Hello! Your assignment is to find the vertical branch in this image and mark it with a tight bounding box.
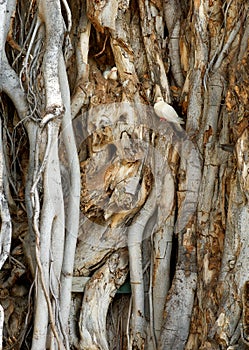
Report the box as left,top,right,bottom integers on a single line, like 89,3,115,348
152,170,175,342
0,0,28,120
163,0,184,87
31,0,66,349
0,118,11,270
0,190,12,271
38,0,64,109
31,122,64,350
0,0,17,67
0,0,7,67
186,0,209,136
158,228,197,350
128,185,156,348
59,53,81,333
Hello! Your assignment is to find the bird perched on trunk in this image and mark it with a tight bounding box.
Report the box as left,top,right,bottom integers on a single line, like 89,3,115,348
103,66,118,81
154,97,184,125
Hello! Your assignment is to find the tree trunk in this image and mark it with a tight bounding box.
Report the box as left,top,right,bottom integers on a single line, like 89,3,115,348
0,0,248,349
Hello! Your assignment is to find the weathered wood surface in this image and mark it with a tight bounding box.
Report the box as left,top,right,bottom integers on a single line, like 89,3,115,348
73,99,201,348
0,0,248,349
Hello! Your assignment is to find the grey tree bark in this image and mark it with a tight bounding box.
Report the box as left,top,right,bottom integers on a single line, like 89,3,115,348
0,0,248,349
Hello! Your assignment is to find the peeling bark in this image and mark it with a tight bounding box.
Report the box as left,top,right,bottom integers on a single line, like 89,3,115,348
163,0,184,87
0,0,249,349
79,249,128,349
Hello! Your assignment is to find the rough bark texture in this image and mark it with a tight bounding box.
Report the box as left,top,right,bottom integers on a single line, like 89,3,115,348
0,0,248,349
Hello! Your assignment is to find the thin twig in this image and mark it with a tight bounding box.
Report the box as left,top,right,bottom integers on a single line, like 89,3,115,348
94,35,108,57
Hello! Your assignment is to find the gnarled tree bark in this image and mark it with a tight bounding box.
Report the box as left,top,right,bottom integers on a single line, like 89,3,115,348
0,0,248,349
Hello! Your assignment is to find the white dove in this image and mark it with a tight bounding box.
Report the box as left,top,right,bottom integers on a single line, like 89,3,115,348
103,66,118,81
154,97,184,125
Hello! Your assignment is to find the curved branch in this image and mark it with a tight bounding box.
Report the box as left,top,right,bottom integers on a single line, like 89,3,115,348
79,249,129,349
1,55,28,120
59,53,81,333
128,184,157,348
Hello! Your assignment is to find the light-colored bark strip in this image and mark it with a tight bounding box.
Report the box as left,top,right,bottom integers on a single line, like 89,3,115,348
159,269,197,349
159,228,197,350
0,0,7,69
32,121,65,350
79,249,129,349
59,53,81,335
163,0,184,87
38,0,64,109
128,184,157,348
186,0,209,136
176,138,201,234
152,146,176,343
31,0,66,349
0,0,16,69
0,118,11,270
1,55,29,120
